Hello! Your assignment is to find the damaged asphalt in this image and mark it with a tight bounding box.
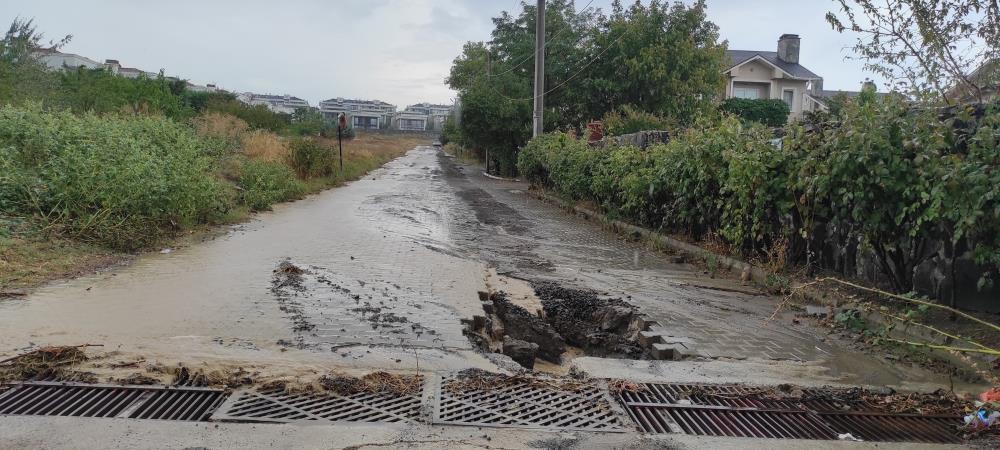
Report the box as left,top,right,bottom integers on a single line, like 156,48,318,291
0,145,983,387
0,145,987,448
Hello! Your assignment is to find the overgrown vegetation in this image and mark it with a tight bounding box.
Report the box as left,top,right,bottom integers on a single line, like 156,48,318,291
447,0,726,175
0,18,423,287
718,98,790,127
601,105,675,136
520,96,1000,296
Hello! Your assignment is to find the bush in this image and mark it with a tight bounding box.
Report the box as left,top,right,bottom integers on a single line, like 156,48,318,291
204,97,291,132
288,137,334,178
590,145,658,225
719,98,790,127
517,133,598,199
601,105,675,136
238,159,305,211
719,120,793,253
0,105,231,250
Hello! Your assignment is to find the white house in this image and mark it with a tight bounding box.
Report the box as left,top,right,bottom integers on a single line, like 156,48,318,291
394,111,428,131
404,102,453,129
34,49,104,71
723,34,826,121
237,93,309,114
318,98,396,126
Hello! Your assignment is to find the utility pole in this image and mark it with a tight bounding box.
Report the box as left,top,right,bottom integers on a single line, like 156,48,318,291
532,0,545,138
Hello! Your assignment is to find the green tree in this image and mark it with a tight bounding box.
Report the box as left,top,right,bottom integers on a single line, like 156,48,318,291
582,0,727,124
0,18,68,105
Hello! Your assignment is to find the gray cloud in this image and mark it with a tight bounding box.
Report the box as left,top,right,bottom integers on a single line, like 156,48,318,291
5,0,877,108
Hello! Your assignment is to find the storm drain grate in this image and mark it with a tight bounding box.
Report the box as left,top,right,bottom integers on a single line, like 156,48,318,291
819,412,962,444
0,381,227,421
619,383,962,443
210,385,424,424
432,376,624,431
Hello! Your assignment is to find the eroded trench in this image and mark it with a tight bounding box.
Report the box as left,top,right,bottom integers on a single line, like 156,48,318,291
464,278,652,371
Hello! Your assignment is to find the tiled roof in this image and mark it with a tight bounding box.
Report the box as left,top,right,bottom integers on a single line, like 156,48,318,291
725,50,821,80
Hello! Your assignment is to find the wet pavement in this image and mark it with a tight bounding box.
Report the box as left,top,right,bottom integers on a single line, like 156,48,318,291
0,146,976,392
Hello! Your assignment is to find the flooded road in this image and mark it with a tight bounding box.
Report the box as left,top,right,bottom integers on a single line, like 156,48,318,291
0,146,978,391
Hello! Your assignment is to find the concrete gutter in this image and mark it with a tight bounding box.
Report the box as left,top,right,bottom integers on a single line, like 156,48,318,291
525,189,770,285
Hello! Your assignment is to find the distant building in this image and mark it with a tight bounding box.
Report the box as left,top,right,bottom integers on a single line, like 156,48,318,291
318,98,397,129
403,102,453,129
237,93,309,114
103,59,159,79
723,34,886,121
394,111,428,131
34,48,104,71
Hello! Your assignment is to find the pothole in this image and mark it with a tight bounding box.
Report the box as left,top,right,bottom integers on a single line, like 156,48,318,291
463,280,654,371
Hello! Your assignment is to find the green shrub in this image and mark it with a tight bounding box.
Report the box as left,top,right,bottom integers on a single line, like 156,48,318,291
0,105,231,250
602,105,675,136
719,98,790,127
238,159,306,211
651,118,731,237
590,145,658,225
719,121,793,253
288,137,334,178
518,132,606,201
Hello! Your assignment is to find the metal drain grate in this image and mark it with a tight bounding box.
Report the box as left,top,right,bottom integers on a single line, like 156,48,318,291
646,406,839,439
619,383,962,444
210,386,424,424
432,376,624,431
820,412,962,444
0,381,227,421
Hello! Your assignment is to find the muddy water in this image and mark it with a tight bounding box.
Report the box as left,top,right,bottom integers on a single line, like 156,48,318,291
0,146,494,376
0,145,985,393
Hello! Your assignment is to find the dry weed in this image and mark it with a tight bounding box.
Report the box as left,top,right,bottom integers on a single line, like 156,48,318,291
241,130,290,162
0,345,94,382
192,112,249,140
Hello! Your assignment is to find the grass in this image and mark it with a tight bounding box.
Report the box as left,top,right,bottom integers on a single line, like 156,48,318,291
306,133,428,190
0,217,123,291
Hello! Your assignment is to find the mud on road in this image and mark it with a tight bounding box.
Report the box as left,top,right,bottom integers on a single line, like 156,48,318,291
0,145,986,394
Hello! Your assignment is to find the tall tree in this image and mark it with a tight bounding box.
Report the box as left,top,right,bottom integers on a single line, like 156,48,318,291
581,0,727,124
447,0,727,175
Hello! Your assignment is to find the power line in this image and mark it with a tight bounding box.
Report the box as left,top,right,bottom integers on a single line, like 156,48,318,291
484,0,596,81
489,25,630,103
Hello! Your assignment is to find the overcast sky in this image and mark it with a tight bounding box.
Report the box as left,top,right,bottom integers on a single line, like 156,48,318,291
6,0,876,107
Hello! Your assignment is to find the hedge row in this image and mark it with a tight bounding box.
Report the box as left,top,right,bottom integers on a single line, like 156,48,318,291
518,97,1000,293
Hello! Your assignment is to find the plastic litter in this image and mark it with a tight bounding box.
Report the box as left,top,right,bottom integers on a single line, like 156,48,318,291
980,388,1000,403
837,433,862,441
963,409,1000,430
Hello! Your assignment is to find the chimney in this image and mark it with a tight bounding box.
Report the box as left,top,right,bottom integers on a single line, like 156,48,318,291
777,34,800,64
861,78,876,92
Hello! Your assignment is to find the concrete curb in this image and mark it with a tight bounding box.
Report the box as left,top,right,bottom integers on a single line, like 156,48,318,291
525,189,770,285
523,187,995,375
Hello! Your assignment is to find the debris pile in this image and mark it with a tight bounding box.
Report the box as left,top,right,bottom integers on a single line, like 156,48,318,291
464,283,648,369
0,345,95,383
172,365,256,388
534,282,645,357
319,371,423,396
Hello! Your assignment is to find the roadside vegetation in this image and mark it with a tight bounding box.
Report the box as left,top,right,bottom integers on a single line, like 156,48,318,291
447,0,1000,369
0,19,423,290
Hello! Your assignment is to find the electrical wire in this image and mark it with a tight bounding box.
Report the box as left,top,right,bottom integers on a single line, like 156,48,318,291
482,0,597,81
488,25,630,102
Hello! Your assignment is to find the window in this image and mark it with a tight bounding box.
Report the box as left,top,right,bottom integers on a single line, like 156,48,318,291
782,89,794,108
734,86,761,99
